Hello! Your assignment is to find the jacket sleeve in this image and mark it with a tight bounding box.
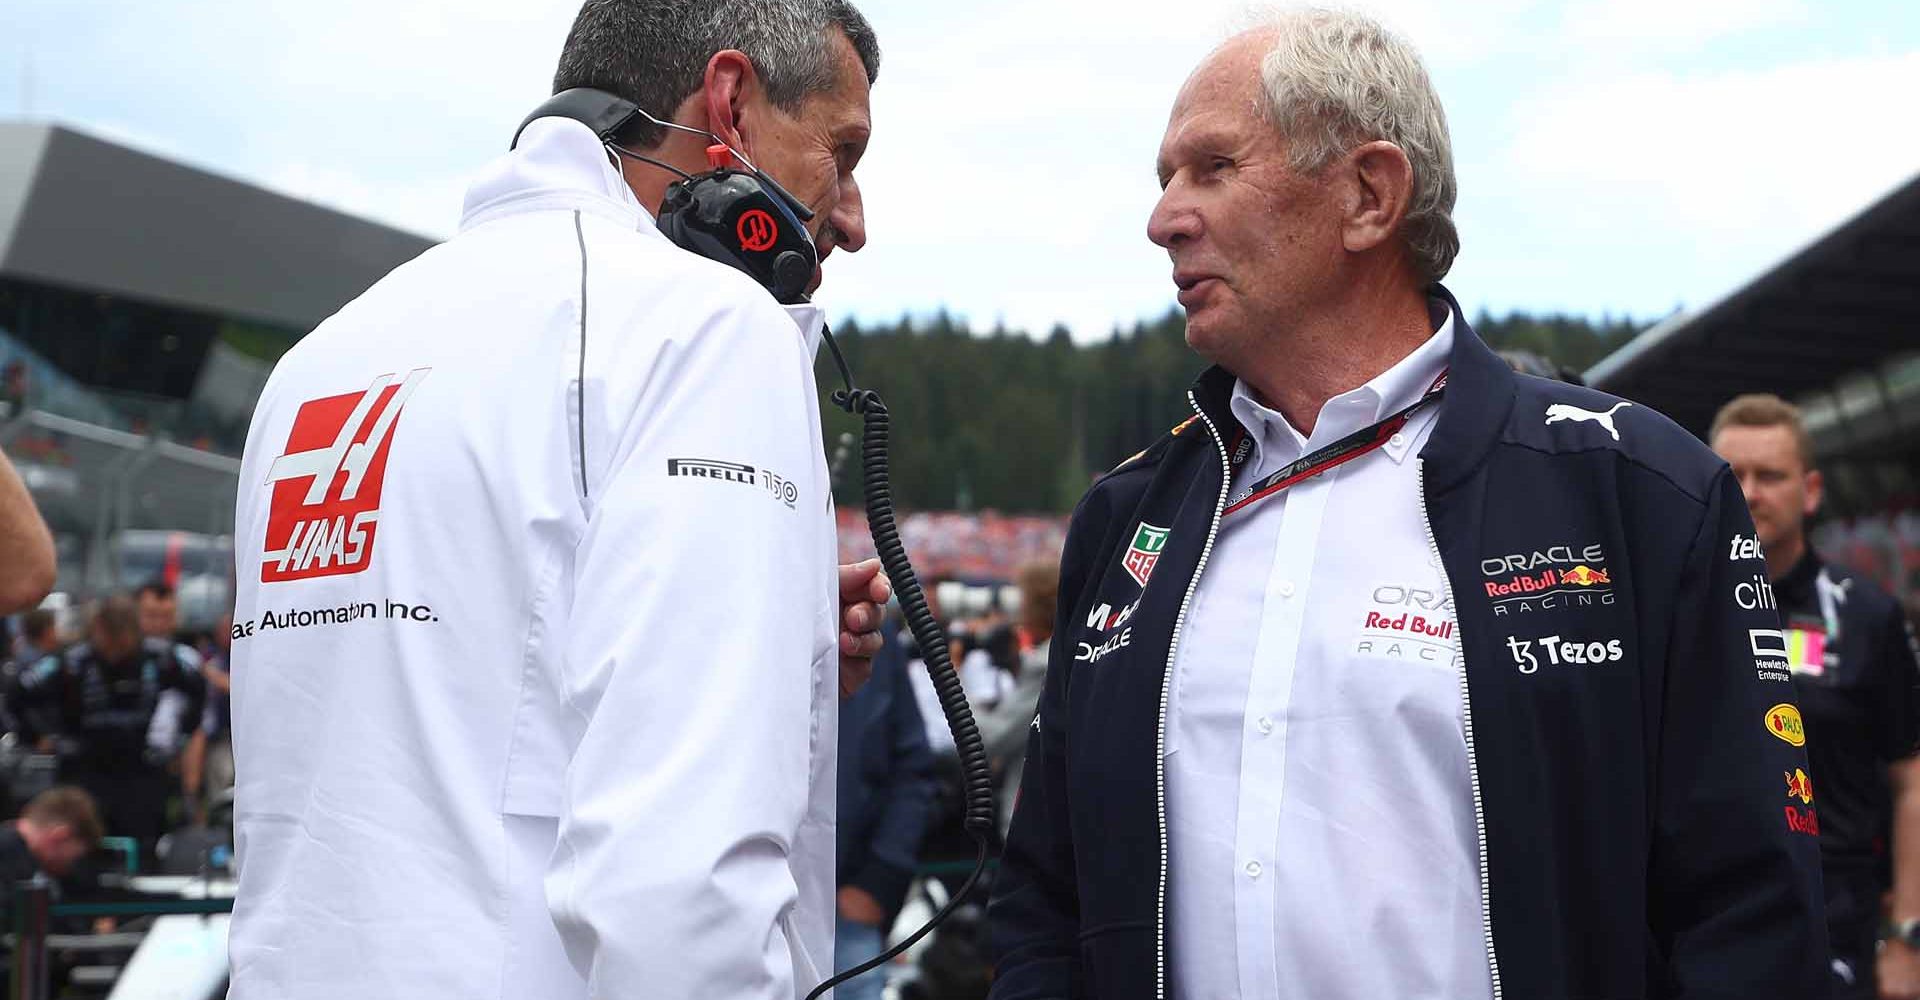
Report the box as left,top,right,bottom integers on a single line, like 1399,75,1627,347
988,494,1108,998
1650,467,1827,998
978,650,1047,766
1870,609,1920,763
849,653,937,920
548,293,825,999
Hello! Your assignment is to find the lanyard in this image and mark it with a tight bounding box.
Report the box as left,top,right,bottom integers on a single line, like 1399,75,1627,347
1222,370,1447,518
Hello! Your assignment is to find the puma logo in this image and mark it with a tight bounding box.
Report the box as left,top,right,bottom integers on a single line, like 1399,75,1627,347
1544,401,1632,441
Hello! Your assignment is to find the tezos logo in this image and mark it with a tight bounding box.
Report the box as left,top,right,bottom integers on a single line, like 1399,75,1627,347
1505,633,1624,674
261,369,429,583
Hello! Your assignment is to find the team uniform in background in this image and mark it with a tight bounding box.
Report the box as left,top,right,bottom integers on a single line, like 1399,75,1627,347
1775,552,1920,996
9,639,204,859
227,118,840,1000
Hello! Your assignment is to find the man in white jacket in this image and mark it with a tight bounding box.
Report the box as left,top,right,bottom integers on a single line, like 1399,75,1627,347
226,2,886,997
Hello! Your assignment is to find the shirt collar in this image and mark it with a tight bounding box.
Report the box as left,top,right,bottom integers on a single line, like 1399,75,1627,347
784,302,828,360
458,117,657,236
1230,301,1455,465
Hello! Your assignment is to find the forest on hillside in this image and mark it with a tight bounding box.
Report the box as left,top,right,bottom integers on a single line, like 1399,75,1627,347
819,308,1649,513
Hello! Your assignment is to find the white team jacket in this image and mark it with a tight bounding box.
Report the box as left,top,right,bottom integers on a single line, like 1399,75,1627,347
227,118,840,999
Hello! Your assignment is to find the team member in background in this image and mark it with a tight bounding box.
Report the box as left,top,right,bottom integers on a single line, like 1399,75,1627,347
1712,393,1920,1000
989,9,1826,998
134,581,206,824
12,597,203,866
226,2,886,998
0,786,103,883
833,619,935,1000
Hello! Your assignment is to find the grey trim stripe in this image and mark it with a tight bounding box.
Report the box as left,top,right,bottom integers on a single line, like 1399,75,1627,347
574,209,589,500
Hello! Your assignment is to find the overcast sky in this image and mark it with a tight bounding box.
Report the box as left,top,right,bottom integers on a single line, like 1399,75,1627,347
7,0,1918,341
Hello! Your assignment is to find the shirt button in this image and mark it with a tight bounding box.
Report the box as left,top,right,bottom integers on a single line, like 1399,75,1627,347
1389,433,1406,448
1245,861,1263,879
1256,716,1275,735
1277,581,1296,598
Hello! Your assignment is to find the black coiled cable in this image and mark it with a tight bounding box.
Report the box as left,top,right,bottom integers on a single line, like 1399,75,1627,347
806,331,995,1000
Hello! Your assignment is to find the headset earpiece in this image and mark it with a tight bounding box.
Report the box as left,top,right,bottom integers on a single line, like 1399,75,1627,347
515,88,819,304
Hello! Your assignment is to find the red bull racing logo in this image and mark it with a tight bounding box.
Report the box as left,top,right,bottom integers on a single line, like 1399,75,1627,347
1785,768,1814,806
1560,565,1609,586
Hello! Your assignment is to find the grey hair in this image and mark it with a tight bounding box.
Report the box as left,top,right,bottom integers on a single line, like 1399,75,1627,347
1249,6,1459,281
552,0,880,148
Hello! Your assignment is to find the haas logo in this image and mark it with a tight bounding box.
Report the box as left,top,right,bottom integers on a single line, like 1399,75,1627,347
1544,401,1632,441
260,370,429,582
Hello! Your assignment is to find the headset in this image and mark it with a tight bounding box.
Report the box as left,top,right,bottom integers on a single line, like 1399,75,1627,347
515,90,996,999
514,87,820,304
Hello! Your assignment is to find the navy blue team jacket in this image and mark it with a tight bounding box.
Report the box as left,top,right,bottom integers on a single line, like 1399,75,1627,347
987,288,1828,1000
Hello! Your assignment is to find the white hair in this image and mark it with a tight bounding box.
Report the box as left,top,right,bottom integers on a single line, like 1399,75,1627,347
1244,6,1460,281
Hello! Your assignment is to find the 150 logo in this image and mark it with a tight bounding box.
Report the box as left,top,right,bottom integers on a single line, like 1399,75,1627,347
261,370,429,583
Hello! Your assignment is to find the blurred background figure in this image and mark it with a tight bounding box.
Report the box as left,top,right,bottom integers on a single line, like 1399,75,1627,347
0,785,104,883
1712,394,1920,1000
834,614,936,1000
12,608,59,666
976,559,1059,838
198,614,233,814
9,596,203,867
134,582,207,825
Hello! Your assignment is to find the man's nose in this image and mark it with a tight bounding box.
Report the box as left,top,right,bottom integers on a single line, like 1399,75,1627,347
830,175,866,253
1147,183,1200,249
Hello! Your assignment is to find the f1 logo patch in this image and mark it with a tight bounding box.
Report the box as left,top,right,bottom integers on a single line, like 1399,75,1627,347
260,369,429,582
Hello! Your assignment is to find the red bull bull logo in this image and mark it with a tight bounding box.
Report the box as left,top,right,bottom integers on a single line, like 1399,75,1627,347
1785,768,1814,805
1560,565,1610,586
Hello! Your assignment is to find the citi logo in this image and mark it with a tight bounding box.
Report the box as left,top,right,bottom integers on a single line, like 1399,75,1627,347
261,369,429,583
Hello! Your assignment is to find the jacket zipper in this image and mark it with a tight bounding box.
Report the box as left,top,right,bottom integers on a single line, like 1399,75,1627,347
1157,391,1232,999
1416,457,1503,998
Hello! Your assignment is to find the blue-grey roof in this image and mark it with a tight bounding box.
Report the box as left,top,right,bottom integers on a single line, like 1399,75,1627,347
0,122,435,332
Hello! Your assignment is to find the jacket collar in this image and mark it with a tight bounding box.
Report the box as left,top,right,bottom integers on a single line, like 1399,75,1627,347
459,118,829,359
1187,283,1514,492
458,117,661,237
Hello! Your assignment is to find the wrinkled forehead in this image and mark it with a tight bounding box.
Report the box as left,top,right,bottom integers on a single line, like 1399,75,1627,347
1164,36,1272,138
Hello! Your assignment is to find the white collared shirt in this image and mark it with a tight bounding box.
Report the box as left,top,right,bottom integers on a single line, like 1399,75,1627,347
1165,309,1494,999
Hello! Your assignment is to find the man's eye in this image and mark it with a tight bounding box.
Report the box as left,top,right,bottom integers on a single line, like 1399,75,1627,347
1209,157,1232,173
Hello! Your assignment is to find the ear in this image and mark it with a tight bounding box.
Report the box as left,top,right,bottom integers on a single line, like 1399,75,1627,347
700,49,764,155
1803,468,1824,518
1340,140,1415,256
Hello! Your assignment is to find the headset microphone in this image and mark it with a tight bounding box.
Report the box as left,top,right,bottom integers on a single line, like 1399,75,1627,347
515,90,998,998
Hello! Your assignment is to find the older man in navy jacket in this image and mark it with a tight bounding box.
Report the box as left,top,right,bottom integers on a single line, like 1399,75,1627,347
987,8,1826,1000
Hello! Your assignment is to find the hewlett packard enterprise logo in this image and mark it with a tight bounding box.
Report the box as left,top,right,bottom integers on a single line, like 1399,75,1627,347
667,458,797,509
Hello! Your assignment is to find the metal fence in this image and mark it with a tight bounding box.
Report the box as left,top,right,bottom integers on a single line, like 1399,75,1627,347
2,408,239,627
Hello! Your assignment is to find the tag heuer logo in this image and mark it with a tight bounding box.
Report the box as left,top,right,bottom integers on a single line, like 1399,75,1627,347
1122,522,1170,588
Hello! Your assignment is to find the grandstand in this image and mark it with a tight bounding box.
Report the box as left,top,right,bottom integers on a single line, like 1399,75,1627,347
1589,170,1920,611
0,122,432,621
